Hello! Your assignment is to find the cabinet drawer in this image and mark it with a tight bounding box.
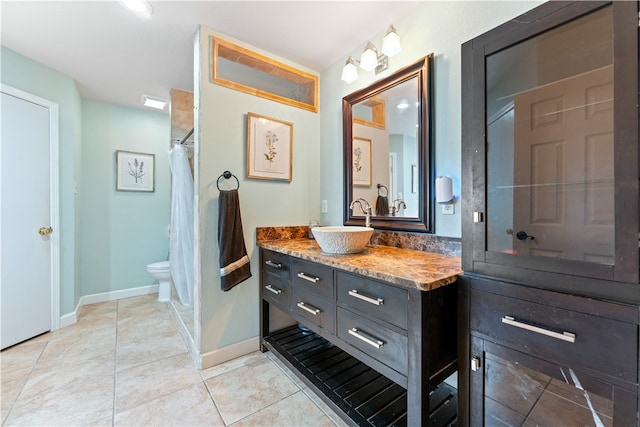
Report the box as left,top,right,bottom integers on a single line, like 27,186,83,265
292,287,334,332
291,258,333,298
336,271,407,330
470,287,638,381
261,250,291,281
261,273,290,309
337,307,408,376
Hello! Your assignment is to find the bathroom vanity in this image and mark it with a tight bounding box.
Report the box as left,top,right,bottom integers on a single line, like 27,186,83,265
257,237,461,426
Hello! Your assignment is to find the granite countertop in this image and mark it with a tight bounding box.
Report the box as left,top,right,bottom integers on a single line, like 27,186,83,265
257,238,462,292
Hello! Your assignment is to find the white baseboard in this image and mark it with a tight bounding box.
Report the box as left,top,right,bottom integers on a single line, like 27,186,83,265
167,300,198,365
200,336,260,370
58,284,159,329
79,284,159,305
59,305,79,329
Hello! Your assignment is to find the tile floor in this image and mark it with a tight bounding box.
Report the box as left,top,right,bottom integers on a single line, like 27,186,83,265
1,294,349,426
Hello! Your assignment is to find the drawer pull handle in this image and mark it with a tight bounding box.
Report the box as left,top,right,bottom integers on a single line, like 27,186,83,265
348,290,384,306
502,316,576,343
265,285,282,295
348,328,384,349
265,260,282,269
297,302,320,316
297,272,320,283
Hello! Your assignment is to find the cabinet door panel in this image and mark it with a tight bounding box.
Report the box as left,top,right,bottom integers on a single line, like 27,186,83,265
469,337,638,427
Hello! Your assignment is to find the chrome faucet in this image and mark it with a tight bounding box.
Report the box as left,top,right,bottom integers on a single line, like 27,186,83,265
349,198,373,228
390,199,406,216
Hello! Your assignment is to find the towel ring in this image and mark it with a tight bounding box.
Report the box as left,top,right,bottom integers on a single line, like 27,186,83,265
216,171,239,190
377,184,388,197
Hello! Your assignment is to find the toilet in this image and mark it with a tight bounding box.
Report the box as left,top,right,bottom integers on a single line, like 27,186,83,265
146,261,170,302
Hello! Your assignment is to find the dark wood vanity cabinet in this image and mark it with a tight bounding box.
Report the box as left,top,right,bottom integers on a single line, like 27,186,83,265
459,275,639,426
460,1,639,425
259,248,458,426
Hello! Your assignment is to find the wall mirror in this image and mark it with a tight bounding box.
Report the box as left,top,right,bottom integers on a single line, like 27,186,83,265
343,55,434,232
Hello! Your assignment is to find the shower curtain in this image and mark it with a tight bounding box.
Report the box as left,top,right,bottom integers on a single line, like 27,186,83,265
168,144,194,306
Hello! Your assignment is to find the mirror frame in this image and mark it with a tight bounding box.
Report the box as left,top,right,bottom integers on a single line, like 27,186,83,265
343,55,434,233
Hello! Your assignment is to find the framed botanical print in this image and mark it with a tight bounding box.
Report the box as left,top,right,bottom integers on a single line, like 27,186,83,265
116,150,155,192
352,137,372,187
247,112,293,181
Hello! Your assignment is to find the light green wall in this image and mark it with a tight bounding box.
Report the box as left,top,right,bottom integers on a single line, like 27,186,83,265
1,46,82,314
319,1,544,237
1,46,171,313
196,27,321,354
80,100,170,296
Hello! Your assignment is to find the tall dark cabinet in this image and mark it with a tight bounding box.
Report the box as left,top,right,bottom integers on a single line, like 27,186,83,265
460,1,639,426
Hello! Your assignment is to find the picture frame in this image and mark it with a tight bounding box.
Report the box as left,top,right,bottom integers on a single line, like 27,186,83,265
116,150,155,192
352,137,372,187
247,112,293,181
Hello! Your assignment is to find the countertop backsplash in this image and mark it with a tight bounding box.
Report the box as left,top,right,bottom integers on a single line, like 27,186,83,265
256,226,461,257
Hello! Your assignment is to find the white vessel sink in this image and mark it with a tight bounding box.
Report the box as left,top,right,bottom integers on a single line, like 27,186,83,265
311,226,374,254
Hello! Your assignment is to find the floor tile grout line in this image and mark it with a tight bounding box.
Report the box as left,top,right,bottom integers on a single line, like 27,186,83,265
111,299,203,422
112,298,121,427
1,333,52,426
224,385,303,427
202,374,230,427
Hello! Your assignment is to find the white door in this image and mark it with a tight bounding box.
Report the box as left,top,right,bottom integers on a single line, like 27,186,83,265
512,66,614,262
1,86,59,349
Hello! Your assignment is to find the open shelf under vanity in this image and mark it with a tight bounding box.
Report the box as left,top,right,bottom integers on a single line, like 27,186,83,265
264,325,458,427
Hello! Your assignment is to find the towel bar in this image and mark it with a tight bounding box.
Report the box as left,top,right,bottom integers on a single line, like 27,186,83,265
217,170,239,190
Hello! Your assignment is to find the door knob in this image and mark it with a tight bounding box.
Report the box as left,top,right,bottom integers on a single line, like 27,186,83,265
516,231,534,241
38,227,53,235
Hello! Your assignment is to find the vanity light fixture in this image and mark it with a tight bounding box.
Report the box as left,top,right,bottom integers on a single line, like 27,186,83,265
120,0,153,18
381,25,402,57
360,42,380,71
141,94,167,110
341,24,402,83
341,57,359,84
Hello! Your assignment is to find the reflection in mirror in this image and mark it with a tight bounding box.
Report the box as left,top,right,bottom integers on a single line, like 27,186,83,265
352,76,419,218
343,55,434,232
485,6,615,262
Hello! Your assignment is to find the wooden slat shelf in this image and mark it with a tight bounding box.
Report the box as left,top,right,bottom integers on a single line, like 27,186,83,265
264,326,458,427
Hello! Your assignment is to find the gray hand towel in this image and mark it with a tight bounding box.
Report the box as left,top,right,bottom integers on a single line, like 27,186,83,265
218,189,252,291
375,195,389,216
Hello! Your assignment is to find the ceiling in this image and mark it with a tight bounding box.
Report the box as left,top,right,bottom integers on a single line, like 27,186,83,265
1,1,422,112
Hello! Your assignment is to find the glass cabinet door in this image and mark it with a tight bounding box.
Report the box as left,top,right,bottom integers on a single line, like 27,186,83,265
462,1,639,301
470,338,636,427
486,6,614,265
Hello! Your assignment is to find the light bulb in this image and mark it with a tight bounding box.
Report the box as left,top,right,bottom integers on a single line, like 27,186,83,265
341,57,359,84
381,25,401,57
360,42,378,71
